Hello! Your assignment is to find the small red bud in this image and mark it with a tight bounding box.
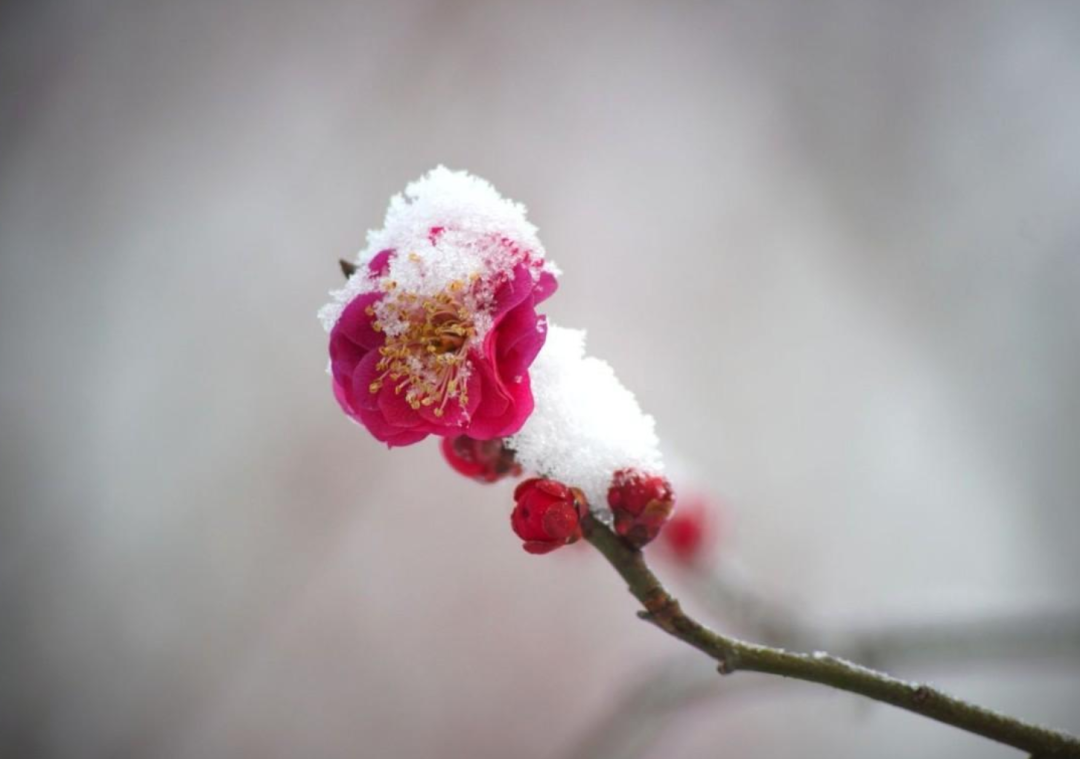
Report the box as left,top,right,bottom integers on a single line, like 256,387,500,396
511,478,588,555
440,435,522,483
660,495,719,566
607,469,674,548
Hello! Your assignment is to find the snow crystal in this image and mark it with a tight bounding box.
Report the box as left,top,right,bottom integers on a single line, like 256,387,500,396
508,325,664,509
318,166,558,336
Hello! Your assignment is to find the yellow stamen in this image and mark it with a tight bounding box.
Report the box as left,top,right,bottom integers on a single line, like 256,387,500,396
365,280,476,417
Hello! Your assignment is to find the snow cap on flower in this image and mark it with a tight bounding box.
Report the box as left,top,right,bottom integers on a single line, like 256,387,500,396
607,469,675,548
510,478,587,555
507,325,663,508
321,167,560,446
440,435,521,483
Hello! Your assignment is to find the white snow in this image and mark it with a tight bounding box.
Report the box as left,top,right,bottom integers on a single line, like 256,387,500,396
318,166,558,338
508,325,664,509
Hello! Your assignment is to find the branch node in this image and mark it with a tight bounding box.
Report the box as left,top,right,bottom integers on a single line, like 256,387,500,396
642,588,683,633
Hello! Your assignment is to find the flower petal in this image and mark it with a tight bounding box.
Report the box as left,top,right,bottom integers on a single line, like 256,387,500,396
523,540,560,555
377,383,424,428
488,262,537,322
331,376,354,415
467,374,532,440
356,406,428,446
532,269,558,306
329,335,366,395
350,351,384,412
493,302,546,380
367,248,394,277
542,503,579,541
334,292,385,351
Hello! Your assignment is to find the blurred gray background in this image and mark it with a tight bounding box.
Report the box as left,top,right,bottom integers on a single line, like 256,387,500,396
2,1,1079,757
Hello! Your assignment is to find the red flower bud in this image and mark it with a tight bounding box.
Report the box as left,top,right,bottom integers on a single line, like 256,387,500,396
660,495,718,566
511,478,587,555
607,469,674,548
440,436,522,483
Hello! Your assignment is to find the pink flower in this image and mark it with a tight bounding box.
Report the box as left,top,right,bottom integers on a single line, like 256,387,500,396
329,240,557,446
510,478,586,555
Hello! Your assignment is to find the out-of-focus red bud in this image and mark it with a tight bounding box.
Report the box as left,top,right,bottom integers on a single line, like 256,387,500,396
661,495,719,566
440,435,522,483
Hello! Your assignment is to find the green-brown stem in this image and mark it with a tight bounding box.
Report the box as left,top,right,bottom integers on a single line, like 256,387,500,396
583,515,1080,758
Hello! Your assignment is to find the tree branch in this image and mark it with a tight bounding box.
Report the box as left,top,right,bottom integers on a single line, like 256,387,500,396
690,560,1080,668
582,515,1080,758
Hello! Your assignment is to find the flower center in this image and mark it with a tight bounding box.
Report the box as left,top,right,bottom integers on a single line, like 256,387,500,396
366,280,476,418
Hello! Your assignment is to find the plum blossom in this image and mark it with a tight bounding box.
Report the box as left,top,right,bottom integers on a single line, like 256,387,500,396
321,168,559,446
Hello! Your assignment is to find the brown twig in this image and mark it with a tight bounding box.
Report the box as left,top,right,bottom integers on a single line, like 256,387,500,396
690,560,1080,668
582,515,1080,758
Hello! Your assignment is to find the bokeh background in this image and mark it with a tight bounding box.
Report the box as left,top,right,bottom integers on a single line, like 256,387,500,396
2,1,1079,757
